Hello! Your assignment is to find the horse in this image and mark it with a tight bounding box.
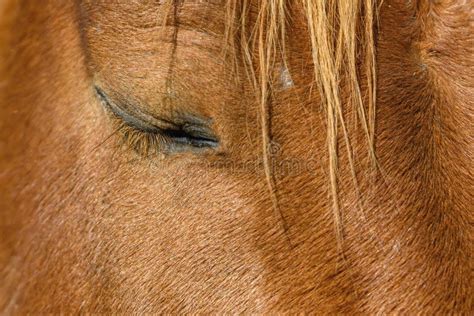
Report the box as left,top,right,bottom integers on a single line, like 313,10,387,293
0,0,472,313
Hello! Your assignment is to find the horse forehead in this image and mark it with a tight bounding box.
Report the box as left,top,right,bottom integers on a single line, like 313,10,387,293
81,0,227,34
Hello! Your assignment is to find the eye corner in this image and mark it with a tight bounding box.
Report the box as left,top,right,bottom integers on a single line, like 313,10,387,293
93,84,107,104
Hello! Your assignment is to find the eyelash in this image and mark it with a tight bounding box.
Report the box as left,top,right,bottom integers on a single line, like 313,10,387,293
95,87,218,156
113,119,168,157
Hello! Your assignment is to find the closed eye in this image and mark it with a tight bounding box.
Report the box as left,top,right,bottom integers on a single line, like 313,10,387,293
94,85,219,153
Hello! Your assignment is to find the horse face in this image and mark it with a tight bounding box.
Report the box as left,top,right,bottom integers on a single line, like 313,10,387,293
1,0,472,313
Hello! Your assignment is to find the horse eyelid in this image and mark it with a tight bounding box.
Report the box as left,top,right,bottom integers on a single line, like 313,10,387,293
93,85,219,149
94,85,161,133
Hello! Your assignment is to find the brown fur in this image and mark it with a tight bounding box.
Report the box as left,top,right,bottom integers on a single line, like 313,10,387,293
0,0,473,313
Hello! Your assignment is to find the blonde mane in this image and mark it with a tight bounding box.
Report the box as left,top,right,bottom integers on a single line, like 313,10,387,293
225,0,379,244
